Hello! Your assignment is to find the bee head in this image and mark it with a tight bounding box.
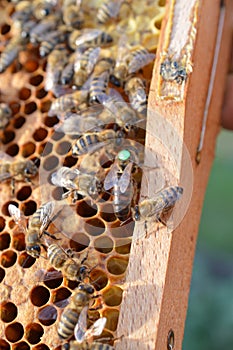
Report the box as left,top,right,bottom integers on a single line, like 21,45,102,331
24,161,38,177
26,245,41,258
110,74,121,87
133,205,140,221
79,265,88,278
78,283,94,295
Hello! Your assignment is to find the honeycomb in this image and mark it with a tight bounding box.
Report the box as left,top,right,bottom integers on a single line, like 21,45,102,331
0,1,166,349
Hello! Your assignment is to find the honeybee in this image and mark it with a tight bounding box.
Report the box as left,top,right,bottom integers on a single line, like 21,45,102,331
47,243,88,281
48,90,89,117
45,44,69,94
30,14,61,45
160,57,187,84
63,3,84,29
72,129,125,157
111,46,155,87
61,53,76,85
62,306,109,350
124,76,147,117
33,0,57,20
0,152,38,194
89,58,115,104
69,29,113,51
8,201,59,258
74,47,101,87
0,103,12,129
58,282,97,340
133,186,183,230
104,149,137,221
51,166,102,202
0,35,27,73
39,26,68,57
97,0,124,24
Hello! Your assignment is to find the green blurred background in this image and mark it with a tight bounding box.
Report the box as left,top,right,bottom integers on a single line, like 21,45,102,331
183,129,233,349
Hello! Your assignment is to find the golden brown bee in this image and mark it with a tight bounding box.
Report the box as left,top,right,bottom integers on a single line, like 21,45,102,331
89,58,115,104
72,129,125,156
8,201,58,258
104,149,137,221
0,103,12,129
74,47,101,87
39,26,68,57
69,29,113,51
133,186,183,228
51,166,102,202
63,3,84,29
111,47,155,87
48,90,89,117
0,35,27,73
62,306,110,350
97,0,124,24
160,57,187,84
58,282,96,340
47,243,88,281
30,14,61,45
124,76,147,117
0,153,38,194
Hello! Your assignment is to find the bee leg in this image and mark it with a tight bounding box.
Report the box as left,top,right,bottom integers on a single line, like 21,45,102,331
44,231,61,240
157,215,167,227
144,220,149,238
11,178,15,196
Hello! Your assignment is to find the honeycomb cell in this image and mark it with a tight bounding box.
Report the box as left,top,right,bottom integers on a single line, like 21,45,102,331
33,127,48,142
110,220,135,238
0,216,6,232
43,116,59,128
40,100,51,113
103,309,119,331
0,301,18,322
43,155,59,171
63,155,78,167
2,201,18,216
25,323,44,344
115,240,131,254
16,186,32,201
69,232,90,252
5,322,24,343
51,187,66,201
40,141,53,156
12,341,30,350
29,74,43,86
0,266,5,282
43,269,63,289
36,88,48,99
21,141,36,157
18,252,36,268
84,218,105,236
1,23,11,35
103,286,123,306
30,286,50,307
94,236,114,254
51,287,71,308
12,232,25,251
76,201,98,218
65,279,79,290
55,141,72,155
19,87,31,101
0,233,10,250
0,339,10,350
32,344,50,350
22,200,37,216
6,143,19,156
154,19,162,29
107,256,128,275
100,204,117,222
24,102,37,115
24,59,39,73
89,269,108,291
2,130,15,144
13,116,26,129
9,102,20,115
1,250,17,268
159,0,166,6
37,305,57,326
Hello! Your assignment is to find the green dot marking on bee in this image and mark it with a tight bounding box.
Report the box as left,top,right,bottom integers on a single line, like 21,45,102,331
118,149,131,162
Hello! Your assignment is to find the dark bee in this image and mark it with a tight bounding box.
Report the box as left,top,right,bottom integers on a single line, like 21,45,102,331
160,57,187,84
69,29,113,51
97,0,124,24
30,14,61,45
74,47,100,87
48,90,88,117
39,26,68,57
0,35,27,73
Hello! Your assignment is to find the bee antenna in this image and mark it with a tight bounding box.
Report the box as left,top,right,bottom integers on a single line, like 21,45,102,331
33,158,40,167
120,216,132,226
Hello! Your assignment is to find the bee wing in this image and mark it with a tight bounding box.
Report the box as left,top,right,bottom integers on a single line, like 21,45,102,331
75,29,102,46
118,162,133,193
128,52,155,74
0,172,12,181
84,317,107,339
51,167,79,188
85,47,100,75
40,201,55,231
8,204,27,232
74,305,88,343
104,162,119,191
59,114,103,135
0,151,13,162
102,0,122,18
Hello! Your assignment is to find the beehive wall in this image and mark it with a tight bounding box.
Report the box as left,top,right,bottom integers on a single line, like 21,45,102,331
0,1,165,349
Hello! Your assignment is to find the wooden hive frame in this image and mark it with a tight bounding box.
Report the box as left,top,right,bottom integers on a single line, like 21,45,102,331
116,0,233,349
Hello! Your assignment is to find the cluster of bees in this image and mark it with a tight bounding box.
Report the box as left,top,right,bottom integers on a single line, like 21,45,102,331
0,0,184,349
